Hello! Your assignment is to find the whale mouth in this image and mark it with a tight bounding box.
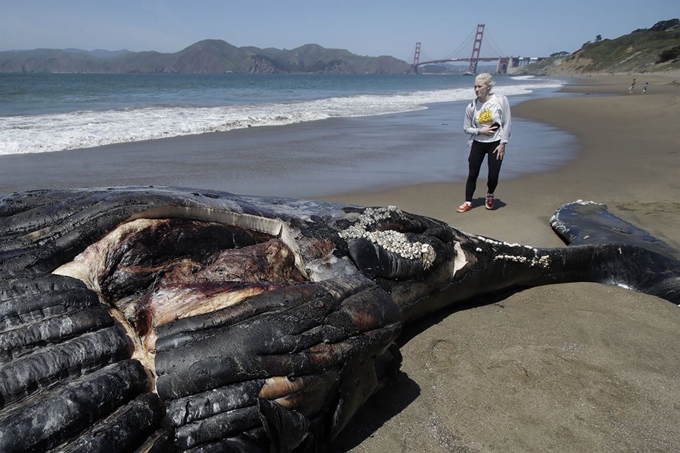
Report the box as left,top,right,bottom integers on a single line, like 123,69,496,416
52,211,311,382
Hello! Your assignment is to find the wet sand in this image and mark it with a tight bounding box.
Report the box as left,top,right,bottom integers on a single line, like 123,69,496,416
321,73,680,452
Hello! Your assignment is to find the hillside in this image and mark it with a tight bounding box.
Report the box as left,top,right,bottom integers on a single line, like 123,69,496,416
521,19,680,75
0,40,412,74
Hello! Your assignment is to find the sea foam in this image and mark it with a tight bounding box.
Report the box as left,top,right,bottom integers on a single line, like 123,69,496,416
0,79,563,155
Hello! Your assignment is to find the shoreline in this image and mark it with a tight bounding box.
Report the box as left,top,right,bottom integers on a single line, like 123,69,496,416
0,83,576,199
323,72,680,453
319,73,680,249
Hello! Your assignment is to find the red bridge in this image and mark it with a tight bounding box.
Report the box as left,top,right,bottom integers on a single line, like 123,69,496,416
411,24,547,74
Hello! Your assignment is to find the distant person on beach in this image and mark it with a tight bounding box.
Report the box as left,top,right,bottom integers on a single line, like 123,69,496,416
642,82,649,93
458,72,512,213
629,78,636,93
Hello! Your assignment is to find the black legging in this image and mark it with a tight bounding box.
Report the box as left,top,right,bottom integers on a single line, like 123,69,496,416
465,140,503,202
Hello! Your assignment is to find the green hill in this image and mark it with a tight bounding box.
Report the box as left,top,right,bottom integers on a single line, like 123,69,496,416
0,40,412,74
521,19,680,75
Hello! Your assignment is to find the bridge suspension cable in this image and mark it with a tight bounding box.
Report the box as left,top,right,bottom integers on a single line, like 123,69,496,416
484,29,506,57
442,27,476,60
419,48,436,63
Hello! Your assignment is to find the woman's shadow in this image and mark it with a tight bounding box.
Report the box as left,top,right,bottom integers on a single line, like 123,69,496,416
474,196,507,210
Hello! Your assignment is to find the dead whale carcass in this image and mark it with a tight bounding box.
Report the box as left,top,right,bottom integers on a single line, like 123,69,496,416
0,187,677,452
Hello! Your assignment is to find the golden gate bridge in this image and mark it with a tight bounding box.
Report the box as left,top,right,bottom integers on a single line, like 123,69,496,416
411,24,547,75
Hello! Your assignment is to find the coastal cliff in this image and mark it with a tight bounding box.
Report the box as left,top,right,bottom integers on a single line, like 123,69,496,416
520,19,680,75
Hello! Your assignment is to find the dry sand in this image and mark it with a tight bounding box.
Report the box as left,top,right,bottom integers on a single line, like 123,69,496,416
322,73,680,452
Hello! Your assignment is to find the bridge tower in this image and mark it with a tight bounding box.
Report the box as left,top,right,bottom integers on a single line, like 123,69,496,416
468,24,485,74
411,42,421,74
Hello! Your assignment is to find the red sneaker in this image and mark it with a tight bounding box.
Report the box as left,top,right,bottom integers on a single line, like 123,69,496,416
456,202,472,213
485,193,495,210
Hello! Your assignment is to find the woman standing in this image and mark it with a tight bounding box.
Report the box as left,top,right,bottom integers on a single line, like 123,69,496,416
457,72,512,213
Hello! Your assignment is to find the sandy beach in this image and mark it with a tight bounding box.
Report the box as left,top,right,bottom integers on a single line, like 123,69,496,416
1,72,679,452
321,73,680,452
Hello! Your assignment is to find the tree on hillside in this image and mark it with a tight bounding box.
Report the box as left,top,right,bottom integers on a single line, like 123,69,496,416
657,45,680,63
595,35,602,42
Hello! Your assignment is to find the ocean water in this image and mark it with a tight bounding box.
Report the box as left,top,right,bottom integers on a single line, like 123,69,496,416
0,73,567,156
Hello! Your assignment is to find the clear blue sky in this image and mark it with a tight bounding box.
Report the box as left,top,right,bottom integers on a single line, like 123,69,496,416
1,0,678,62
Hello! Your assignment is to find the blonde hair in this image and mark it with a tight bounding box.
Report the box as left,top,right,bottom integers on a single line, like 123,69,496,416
475,72,495,88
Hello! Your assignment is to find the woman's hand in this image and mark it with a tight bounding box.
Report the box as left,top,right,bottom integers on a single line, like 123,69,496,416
493,143,506,160
479,125,497,136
